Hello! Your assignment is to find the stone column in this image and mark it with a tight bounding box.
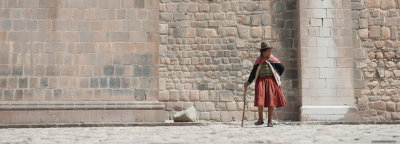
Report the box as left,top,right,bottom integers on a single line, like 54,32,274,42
299,0,360,121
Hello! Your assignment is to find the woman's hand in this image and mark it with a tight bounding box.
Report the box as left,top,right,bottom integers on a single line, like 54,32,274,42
244,82,249,89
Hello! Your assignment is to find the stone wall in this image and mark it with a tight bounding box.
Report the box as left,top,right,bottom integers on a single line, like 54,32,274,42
0,0,159,102
159,0,299,121
2,0,398,124
0,0,168,124
352,0,400,121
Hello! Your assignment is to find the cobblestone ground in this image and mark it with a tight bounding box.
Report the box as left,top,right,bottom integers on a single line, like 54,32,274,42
0,122,399,144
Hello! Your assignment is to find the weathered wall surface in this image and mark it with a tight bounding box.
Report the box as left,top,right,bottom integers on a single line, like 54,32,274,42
299,0,361,121
0,0,168,124
352,0,400,121
1,0,398,124
0,0,159,102
159,0,300,121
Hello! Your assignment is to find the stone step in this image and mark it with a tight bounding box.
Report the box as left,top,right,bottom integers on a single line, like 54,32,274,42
300,106,361,121
0,101,164,110
0,101,168,124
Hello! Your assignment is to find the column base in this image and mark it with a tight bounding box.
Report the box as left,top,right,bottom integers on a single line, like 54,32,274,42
300,106,361,121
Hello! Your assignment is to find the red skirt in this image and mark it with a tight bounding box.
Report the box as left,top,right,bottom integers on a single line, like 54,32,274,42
254,76,287,107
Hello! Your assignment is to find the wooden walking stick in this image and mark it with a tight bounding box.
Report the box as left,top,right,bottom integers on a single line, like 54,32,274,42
241,87,247,127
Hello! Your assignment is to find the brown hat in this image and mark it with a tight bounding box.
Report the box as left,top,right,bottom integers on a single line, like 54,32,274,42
259,41,272,52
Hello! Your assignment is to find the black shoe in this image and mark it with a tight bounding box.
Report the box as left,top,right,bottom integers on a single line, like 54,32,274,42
267,123,273,127
255,120,264,125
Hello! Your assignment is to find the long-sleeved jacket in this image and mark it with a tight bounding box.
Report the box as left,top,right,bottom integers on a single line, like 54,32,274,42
247,60,285,84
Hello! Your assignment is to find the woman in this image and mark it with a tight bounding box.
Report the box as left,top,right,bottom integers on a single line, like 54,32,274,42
244,41,286,127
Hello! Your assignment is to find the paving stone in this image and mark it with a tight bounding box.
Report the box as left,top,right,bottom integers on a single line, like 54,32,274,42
0,123,395,143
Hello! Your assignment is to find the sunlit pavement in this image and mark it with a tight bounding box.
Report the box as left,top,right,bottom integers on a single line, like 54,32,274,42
0,122,399,144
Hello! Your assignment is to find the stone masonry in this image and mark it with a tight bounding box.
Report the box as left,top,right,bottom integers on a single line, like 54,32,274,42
299,0,361,121
352,0,400,121
159,0,299,122
0,0,168,124
0,0,159,102
0,0,399,124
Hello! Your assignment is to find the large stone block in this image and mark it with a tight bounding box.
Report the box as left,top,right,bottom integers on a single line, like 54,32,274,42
135,89,146,101
238,26,249,39
352,2,365,10
190,90,199,101
199,90,209,102
216,102,226,111
134,0,144,8
205,28,218,38
210,111,221,121
225,27,237,37
397,103,400,112
310,18,322,26
219,91,233,102
205,102,215,111
173,106,197,122
364,0,381,8
381,0,396,9
109,78,121,88
398,0,400,8
0,65,10,76
373,101,386,110
194,102,206,111
369,26,381,38
237,15,250,25
307,0,322,8
221,111,232,122
251,15,261,26
179,90,190,101
251,27,262,38
198,3,209,12
226,102,237,111
12,66,23,76
103,65,114,76
391,112,400,120
0,78,7,88
209,3,221,12
199,112,210,120
386,102,396,112
381,27,390,39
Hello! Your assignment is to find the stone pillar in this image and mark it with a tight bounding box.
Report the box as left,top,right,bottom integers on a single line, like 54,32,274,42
299,0,360,121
